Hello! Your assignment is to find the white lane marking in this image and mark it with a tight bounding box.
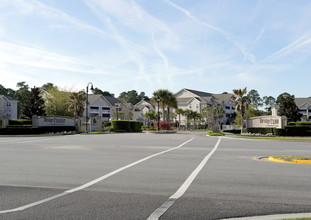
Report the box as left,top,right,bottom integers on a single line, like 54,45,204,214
147,138,221,220
0,137,195,214
221,212,311,220
0,137,65,144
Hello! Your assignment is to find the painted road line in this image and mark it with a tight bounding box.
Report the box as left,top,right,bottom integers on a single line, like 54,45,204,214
147,138,222,220
0,137,195,214
0,137,65,144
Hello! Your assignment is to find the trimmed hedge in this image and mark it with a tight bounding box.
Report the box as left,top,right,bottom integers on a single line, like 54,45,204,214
283,125,311,136
103,122,111,128
247,127,275,135
295,121,311,126
0,126,76,135
247,125,311,136
224,129,241,134
9,119,32,126
111,120,141,132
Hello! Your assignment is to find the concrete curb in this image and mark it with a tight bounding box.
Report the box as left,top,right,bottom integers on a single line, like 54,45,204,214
221,212,311,220
269,156,311,164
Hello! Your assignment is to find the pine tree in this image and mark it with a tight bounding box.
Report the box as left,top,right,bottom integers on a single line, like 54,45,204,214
21,87,46,119
276,93,301,122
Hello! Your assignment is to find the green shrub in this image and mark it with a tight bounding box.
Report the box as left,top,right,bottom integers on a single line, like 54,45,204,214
9,119,32,126
288,122,296,126
111,120,141,132
224,129,241,134
283,125,311,136
272,128,285,136
142,126,156,131
0,126,76,135
247,128,274,135
129,121,142,132
208,131,224,136
295,121,311,126
103,122,111,128
8,125,32,128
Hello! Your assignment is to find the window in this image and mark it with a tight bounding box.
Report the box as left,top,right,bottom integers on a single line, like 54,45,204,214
189,105,192,109
225,106,230,109
196,104,199,108
102,107,110,110
102,114,110,117
90,106,99,110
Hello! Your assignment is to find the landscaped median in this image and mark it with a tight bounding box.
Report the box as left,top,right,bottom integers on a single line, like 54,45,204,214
231,135,311,141
269,156,311,164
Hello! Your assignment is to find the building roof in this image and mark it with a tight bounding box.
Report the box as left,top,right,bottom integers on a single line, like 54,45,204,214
181,88,213,97
295,98,311,108
212,93,233,104
104,95,121,106
88,94,120,106
133,111,144,121
176,97,193,105
0,95,18,102
134,99,155,111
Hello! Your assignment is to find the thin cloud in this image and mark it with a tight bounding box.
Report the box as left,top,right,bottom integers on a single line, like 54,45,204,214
238,30,311,82
2,0,108,39
85,0,181,50
163,0,247,57
263,32,311,62
0,41,114,76
243,27,265,63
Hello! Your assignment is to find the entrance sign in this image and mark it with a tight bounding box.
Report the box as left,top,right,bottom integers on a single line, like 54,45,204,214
32,116,76,127
247,116,287,129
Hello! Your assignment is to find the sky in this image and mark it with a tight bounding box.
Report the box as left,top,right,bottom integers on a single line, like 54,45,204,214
0,0,311,98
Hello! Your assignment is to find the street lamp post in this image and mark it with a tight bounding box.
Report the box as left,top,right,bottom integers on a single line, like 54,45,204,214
115,104,119,120
157,96,160,131
86,82,94,133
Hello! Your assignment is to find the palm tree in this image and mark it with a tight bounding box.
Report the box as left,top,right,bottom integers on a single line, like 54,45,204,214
175,108,184,129
144,111,157,126
151,89,177,122
183,109,192,130
189,110,201,130
214,105,225,132
231,87,249,133
68,92,86,117
201,105,209,129
166,92,178,122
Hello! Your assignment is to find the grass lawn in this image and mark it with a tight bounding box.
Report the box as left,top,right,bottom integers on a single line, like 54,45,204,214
232,136,311,141
282,218,311,220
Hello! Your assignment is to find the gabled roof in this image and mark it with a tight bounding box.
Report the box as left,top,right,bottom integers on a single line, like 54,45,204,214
103,95,121,106
135,99,152,106
0,95,18,102
176,97,193,105
88,94,120,106
187,97,201,104
212,94,233,105
133,111,144,120
134,99,155,111
88,94,102,105
295,98,311,108
185,88,213,97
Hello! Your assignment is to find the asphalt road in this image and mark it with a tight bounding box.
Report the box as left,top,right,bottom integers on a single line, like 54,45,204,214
0,133,310,220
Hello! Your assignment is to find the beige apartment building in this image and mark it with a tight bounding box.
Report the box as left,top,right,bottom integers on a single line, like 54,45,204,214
174,88,235,126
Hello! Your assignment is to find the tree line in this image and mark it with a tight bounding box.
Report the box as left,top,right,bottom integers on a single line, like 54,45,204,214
0,82,305,125
0,82,151,119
